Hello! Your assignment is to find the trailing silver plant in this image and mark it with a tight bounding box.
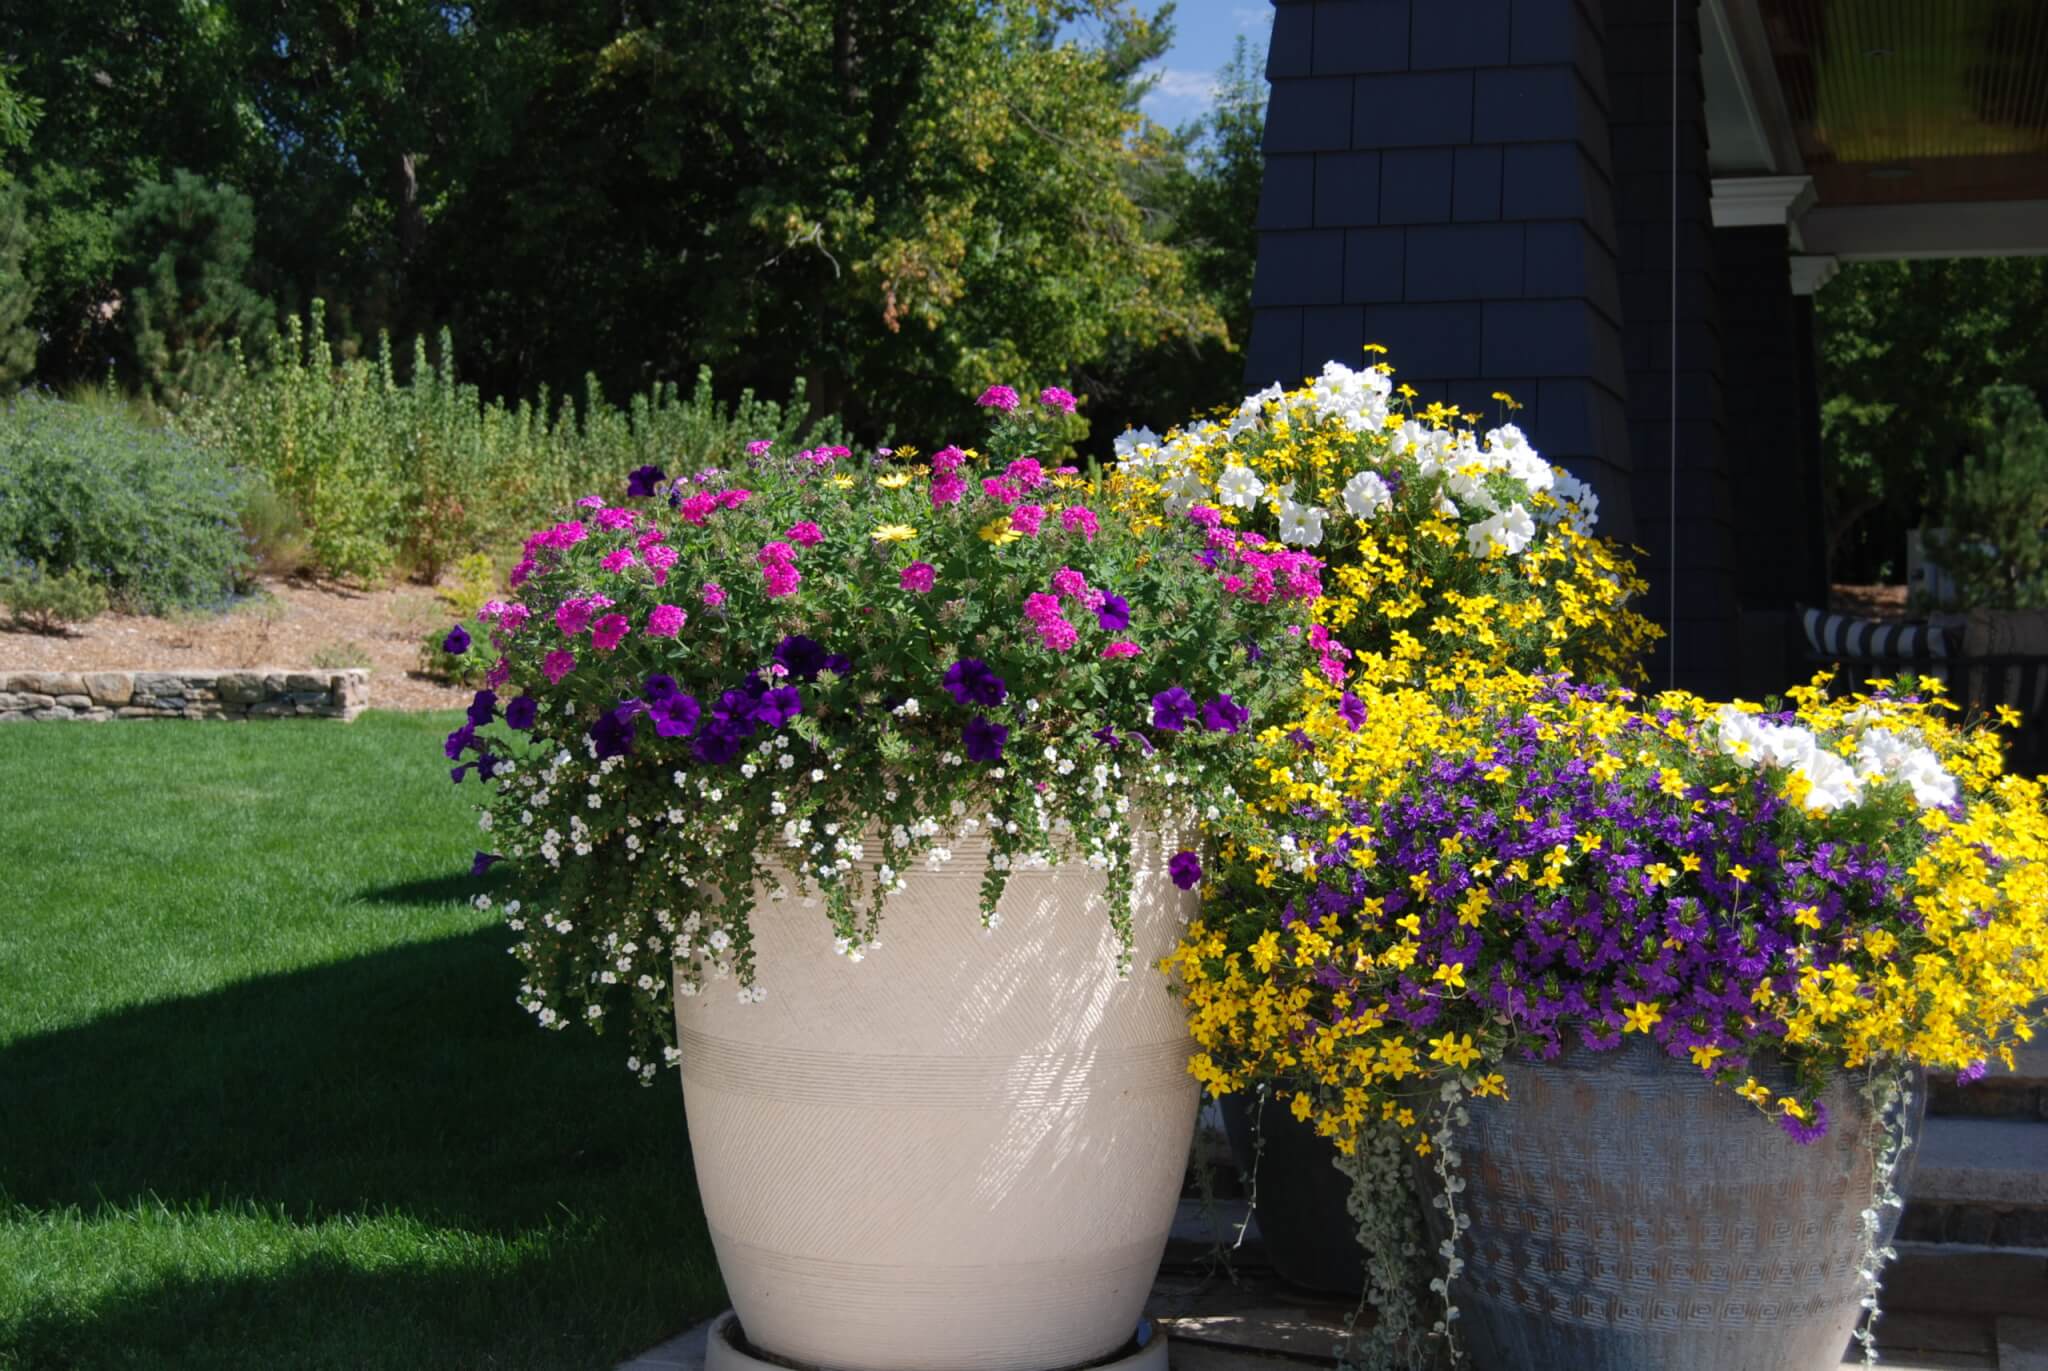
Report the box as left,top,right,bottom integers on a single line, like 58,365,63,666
1423,1080,1470,1364
1850,1063,1916,1367
1332,1104,1435,1371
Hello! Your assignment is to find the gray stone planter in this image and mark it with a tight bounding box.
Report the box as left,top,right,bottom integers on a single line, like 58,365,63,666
1427,1038,1922,1371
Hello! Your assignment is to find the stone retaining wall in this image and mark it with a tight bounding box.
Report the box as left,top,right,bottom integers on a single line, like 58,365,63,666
0,669,368,722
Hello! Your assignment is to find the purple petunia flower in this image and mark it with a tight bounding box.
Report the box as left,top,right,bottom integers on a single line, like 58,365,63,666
1202,694,1249,734
653,693,702,738
752,685,803,729
466,690,497,726
1092,724,1121,749
944,658,1008,708
1097,593,1131,632
443,624,471,655
627,464,666,498
444,723,476,760
589,704,640,759
1169,850,1203,890
504,695,538,731
1151,687,1198,732
963,715,1009,763
644,673,680,702
774,634,844,682
1337,692,1368,731
471,851,502,877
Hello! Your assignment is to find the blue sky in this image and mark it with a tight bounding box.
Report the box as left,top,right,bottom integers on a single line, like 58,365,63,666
1128,1,1274,127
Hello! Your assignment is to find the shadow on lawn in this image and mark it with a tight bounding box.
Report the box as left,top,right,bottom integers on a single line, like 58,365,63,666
0,922,699,1236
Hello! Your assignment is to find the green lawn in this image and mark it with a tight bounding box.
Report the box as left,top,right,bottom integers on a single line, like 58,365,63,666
0,713,722,1370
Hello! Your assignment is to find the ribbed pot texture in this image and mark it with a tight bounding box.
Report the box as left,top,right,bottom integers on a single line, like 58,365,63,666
673,831,1200,1371
1428,1037,1922,1371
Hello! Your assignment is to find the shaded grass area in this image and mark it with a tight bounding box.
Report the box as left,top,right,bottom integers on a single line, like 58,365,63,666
0,714,721,1369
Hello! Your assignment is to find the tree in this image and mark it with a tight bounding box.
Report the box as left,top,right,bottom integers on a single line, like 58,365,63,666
0,183,37,389
1817,259,2048,583
1929,385,2048,610
115,171,274,402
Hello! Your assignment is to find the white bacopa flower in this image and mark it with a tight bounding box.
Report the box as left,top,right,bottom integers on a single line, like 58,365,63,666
1342,469,1392,520
1216,464,1266,509
892,697,920,717
1277,498,1327,547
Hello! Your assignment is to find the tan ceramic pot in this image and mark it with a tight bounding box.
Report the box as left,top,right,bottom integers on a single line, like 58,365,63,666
673,831,1199,1371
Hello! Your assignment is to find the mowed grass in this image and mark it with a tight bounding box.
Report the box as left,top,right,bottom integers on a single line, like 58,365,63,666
0,713,722,1370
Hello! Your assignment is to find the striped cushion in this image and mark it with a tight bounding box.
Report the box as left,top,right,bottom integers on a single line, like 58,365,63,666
1802,607,1954,661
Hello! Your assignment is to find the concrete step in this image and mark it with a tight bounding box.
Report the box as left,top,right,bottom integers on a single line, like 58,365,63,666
1902,1117,2048,1246
1929,1041,2048,1121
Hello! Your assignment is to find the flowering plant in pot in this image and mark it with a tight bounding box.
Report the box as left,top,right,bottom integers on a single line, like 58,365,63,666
1168,667,2048,1370
439,386,1329,1371
1107,356,1659,1295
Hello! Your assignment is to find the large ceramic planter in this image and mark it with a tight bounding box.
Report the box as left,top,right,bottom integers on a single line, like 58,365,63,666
673,831,1199,1371
1426,1037,1922,1371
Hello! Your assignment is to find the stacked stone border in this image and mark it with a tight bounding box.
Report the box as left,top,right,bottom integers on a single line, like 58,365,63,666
0,669,368,722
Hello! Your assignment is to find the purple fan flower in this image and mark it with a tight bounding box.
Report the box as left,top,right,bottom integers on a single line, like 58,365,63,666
504,695,538,731
1780,1100,1829,1144
1202,694,1249,734
944,658,1008,708
963,715,1009,763
442,624,471,655
627,464,666,497
1097,594,1131,632
1151,687,1198,732
466,690,497,726
1169,850,1203,890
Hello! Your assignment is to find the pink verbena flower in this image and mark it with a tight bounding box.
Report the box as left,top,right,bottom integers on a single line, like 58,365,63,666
1038,386,1077,414
637,527,667,550
1036,617,1078,652
1005,458,1045,489
786,521,824,547
1061,506,1099,540
757,540,798,566
485,657,511,688
556,599,596,636
1023,592,1064,624
1051,566,1089,600
1187,505,1223,529
542,650,577,684
982,477,1023,507
931,474,967,507
702,581,727,607
930,446,966,474
575,495,605,508
977,384,1020,412
762,561,801,598
646,604,687,637
601,547,636,574
900,562,937,593
644,543,679,585
595,507,637,531
591,613,630,651
746,439,774,457
1101,641,1141,660
1009,504,1045,536
719,488,753,509
677,492,718,524
508,557,536,589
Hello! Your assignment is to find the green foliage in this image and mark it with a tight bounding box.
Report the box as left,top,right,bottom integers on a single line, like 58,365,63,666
0,562,108,634
0,391,249,612
1929,384,2048,610
115,170,275,403
180,303,849,584
1817,259,2048,582
0,181,36,389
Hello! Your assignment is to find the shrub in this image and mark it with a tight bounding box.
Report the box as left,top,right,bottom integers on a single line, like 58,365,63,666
417,552,499,686
1929,384,2048,610
0,561,108,633
0,391,250,612
182,304,852,584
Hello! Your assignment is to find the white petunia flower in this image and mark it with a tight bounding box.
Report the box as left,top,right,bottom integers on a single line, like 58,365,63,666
1342,469,1392,520
1276,498,1327,547
1160,469,1207,516
1464,503,1536,557
1796,749,1864,813
1216,464,1266,509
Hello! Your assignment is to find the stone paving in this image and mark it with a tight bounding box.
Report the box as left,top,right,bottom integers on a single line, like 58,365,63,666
617,1204,2048,1371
